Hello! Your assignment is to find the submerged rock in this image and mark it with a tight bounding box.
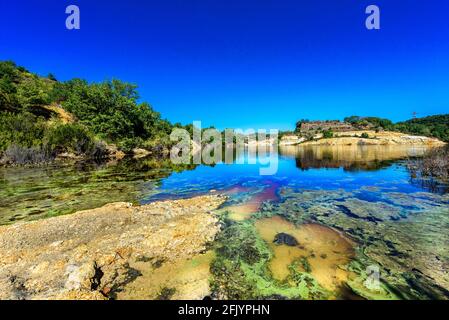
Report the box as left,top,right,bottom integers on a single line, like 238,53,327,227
269,188,449,299
273,232,299,246
0,195,226,300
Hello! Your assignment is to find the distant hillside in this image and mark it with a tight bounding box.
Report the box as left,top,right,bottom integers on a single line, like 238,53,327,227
0,60,180,164
294,115,449,142
395,115,449,142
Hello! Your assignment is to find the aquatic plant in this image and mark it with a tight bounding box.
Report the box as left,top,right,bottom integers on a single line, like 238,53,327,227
407,146,449,181
156,287,177,300
210,221,329,300
269,187,449,299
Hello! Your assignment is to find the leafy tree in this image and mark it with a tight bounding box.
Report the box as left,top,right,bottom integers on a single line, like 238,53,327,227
16,76,52,111
0,60,180,162
344,116,361,124
44,123,94,154
0,112,46,151
295,119,309,133
0,61,21,112
47,73,57,81
395,114,449,142
322,130,334,139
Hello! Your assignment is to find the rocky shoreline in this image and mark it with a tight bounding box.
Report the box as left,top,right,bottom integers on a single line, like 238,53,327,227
0,195,226,300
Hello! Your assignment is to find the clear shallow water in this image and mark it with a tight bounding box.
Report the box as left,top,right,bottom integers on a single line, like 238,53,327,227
1,145,449,299
0,159,190,224
148,145,448,201
1,145,447,224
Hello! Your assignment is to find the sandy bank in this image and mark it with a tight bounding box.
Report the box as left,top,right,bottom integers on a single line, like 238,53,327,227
283,131,446,147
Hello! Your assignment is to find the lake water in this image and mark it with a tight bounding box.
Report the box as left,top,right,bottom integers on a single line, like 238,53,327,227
1,145,448,299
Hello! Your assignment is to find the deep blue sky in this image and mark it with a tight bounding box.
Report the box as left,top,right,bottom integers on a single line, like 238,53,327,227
1,1,448,130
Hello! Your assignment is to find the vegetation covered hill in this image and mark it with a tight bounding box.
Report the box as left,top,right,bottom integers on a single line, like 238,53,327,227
343,115,449,142
395,115,449,142
291,115,449,142
0,61,179,164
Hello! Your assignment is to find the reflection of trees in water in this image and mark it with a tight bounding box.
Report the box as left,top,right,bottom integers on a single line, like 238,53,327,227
290,146,395,172
0,156,201,224
409,176,449,194
294,156,393,172
0,156,200,199
280,145,434,172
405,146,449,194
71,156,199,180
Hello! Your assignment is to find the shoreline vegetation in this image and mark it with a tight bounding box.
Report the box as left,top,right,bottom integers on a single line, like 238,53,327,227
407,146,449,182
1,61,448,167
0,60,185,166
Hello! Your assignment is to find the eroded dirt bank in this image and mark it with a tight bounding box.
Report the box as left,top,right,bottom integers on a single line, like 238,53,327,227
0,195,226,300
291,131,446,146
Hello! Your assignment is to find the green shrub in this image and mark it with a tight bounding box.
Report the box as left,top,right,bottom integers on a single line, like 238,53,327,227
117,137,143,153
408,146,449,181
0,112,46,151
142,133,172,153
0,111,109,163
44,123,95,154
0,61,186,155
60,79,172,147
87,140,109,159
3,144,54,165
361,132,370,139
322,130,334,139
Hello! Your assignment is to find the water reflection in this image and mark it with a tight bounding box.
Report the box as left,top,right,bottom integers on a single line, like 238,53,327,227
0,158,197,224
1,145,446,225
409,176,449,194
280,145,431,171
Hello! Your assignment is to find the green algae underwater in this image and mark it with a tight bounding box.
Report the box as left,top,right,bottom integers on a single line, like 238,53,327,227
1,145,449,300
